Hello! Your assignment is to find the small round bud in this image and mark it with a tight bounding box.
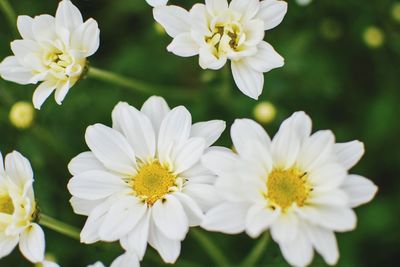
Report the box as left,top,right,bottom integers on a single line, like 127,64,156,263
154,23,165,35
363,26,384,48
253,101,277,124
9,101,35,129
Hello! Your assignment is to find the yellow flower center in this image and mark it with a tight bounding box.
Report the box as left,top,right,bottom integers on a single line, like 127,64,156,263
206,22,242,57
0,195,14,215
266,168,311,210
132,161,176,206
43,50,85,80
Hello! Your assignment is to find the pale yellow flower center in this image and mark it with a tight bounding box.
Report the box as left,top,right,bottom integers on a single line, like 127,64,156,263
0,194,14,215
43,50,85,80
266,168,311,210
206,22,242,56
132,161,176,206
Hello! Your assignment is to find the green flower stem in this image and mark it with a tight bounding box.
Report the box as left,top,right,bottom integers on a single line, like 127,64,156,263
240,232,270,267
39,214,81,240
0,0,17,36
191,228,231,267
87,66,198,100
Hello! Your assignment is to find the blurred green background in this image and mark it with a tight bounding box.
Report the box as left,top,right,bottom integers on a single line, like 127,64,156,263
0,0,399,266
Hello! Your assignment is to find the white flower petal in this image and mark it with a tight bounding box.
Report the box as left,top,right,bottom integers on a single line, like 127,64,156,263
55,0,83,32
0,234,19,258
152,195,189,240
334,141,364,170
199,46,227,70
231,60,264,100
121,210,151,260
298,205,357,232
191,120,226,147
85,124,137,175
271,121,301,170
0,56,34,85
70,197,104,216
231,118,271,154
158,106,192,164
68,151,106,176
245,204,279,238
112,102,156,161
17,15,34,39
54,80,71,105
31,15,56,41
68,170,128,200
110,252,140,267
173,138,205,174
244,41,284,73
308,163,346,191
341,174,378,208
71,18,100,57
304,224,339,265
4,151,33,188
308,189,348,207
146,0,168,8
205,0,228,16
167,33,199,57
298,130,335,172
278,111,312,142
19,223,45,263
173,192,204,226
257,0,288,30
189,4,210,35
148,222,181,264
153,6,191,38
42,261,60,267
230,0,260,21
279,230,313,267
202,202,249,234
270,212,299,244
202,148,237,176
32,80,57,110
140,96,170,135
0,151,4,173
240,140,273,177
99,196,147,242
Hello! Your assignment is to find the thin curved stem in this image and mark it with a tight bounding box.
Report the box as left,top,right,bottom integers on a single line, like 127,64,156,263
0,0,17,36
240,232,270,267
87,66,198,100
38,214,80,240
191,228,231,267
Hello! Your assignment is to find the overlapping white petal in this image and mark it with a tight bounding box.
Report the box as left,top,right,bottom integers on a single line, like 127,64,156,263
202,112,377,267
154,0,286,99
68,96,224,264
0,0,100,109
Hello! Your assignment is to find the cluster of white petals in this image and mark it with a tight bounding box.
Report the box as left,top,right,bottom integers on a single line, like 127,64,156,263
201,112,378,267
0,151,45,263
154,0,287,99
0,0,100,109
68,96,225,264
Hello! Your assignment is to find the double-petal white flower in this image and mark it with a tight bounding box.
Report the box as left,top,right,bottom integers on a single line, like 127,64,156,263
201,112,378,267
0,0,100,109
68,96,225,263
154,0,287,99
0,151,45,263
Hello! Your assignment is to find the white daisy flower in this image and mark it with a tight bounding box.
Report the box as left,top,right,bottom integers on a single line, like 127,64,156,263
0,0,100,110
201,112,378,267
0,151,45,263
153,0,287,99
67,96,225,263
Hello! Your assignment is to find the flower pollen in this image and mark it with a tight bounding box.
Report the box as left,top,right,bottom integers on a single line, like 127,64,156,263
132,161,176,206
266,168,311,211
0,194,14,215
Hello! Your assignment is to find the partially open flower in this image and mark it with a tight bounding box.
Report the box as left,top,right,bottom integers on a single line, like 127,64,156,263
153,0,287,99
0,151,45,263
202,112,378,267
0,0,100,109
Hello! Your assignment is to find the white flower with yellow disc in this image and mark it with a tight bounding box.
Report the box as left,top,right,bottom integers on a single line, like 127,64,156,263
67,96,225,264
0,0,100,109
153,0,287,99
0,151,45,263
201,112,378,267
